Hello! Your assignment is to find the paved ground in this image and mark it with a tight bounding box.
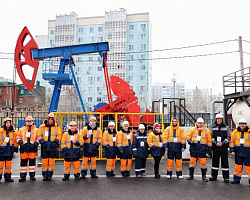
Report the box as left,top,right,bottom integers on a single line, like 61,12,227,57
1,151,250,200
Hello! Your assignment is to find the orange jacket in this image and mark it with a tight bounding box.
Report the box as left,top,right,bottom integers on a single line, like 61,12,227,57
37,122,62,142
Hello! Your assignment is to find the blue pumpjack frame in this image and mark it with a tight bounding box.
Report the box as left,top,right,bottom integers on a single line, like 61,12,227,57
31,42,109,122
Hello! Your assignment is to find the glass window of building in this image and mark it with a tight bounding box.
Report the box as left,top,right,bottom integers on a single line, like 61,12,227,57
129,45,134,51
79,28,83,33
128,76,133,81
97,76,102,81
97,87,101,92
88,87,92,92
50,30,55,35
89,27,94,33
98,36,103,42
129,35,134,40
88,97,92,102
88,77,93,82
141,34,146,39
128,55,134,60
141,54,146,60
97,97,102,102
89,57,93,61
141,65,146,70
108,34,112,39
89,37,94,42
141,75,146,80
98,27,103,32
129,24,134,30
141,24,146,30
141,44,146,50
78,38,83,43
97,66,102,71
140,86,146,91
128,65,133,71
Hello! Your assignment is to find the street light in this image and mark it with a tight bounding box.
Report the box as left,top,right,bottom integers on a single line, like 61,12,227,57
171,73,176,99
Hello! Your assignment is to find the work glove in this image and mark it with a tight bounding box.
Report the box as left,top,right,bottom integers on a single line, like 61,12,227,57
187,139,192,145
54,139,59,145
18,140,23,145
74,141,80,146
39,139,45,144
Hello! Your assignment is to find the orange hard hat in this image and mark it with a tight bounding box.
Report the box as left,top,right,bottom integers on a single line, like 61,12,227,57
25,116,34,121
89,116,97,122
3,117,12,123
69,121,77,126
48,113,55,118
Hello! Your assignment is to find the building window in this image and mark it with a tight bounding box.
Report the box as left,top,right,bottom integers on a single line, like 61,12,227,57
79,28,83,33
97,67,102,71
141,44,146,50
88,77,93,82
50,40,54,46
129,35,134,40
98,27,103,32
88,87,92,92
141,54,146,60
141,76,146,81
97,97,102,102
50,30,55,35
128,55,134,60
89,57,93,61
141,65,146,70
129,25,134,30
20,89,24,94
128,65,133,71
141,24,146,30
97,76,102,81
89,37,94,42
141,34,146,39
98,36,103,42
88,97,92,102
78,38,83,43
77,77,81,82
140,86,146,92
20,98,23,104
140,97,145,102
129,45,134,51
128,76,133,81
89,27,94,33
97,87,101,92
108,34,112,39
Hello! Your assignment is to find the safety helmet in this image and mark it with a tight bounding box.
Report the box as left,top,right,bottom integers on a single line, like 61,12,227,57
3,117,12,123
239,118,247,124
25,116,34,121
108,121,115,126
138,124,145,129
153,123,161,130
89,116,97,122
122,121,129,126
69,121,77,126
215,114,223,119
197,117,204,123
48,113,55,118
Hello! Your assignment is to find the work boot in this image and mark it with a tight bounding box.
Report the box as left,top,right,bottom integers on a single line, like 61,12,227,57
209,176,217,181
75,176,81,180
201,170,208,182
187,168,194,180
47,177,52,181
166,175,171,179
19,178,26,182
111,171,116,177
5,178,14,182
142,173,146,177
43,177,48,181
177,175,183,179
224,179,229,183
231,180,240,184
136,174,142,178
30,177,36,181
126,171,130,177
62,177,69,181
91,174,98,179
155,174,161,179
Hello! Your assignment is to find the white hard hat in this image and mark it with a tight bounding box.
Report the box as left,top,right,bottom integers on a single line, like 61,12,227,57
138,124,145,129
122,121,129,126
215,114,223,119
108,121,115,126
239,118,247,124
197,117,204,123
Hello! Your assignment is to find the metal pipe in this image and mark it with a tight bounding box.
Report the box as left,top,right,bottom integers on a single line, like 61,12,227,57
211,100,223,122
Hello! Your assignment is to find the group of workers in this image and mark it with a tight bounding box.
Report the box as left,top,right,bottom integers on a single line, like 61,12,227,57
0,113,250,185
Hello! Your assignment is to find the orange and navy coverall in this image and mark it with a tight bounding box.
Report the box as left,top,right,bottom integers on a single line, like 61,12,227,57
147,131,165,175
17,124,39,179
117,129,133,177
61,129,83,179
186,124,212,173
230,126,250,183
163,118,186,176
102,129,118,177
0,126,18,181
81,125,102,177
38,121,61,179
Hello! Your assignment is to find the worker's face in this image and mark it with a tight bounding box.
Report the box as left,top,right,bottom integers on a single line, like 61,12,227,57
172,119,178,126
197,122,204,128
109,125,115,131
48,118,54,125
239,123,246,130
90,120,96,127
139,128,145,133
26,120,33,126
123,125,129,131
70,125,76,132
216,118,223,125
155,127,161,133
5,121,11,128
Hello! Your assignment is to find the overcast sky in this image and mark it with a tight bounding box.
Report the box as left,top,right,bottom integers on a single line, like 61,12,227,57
1,0,250,95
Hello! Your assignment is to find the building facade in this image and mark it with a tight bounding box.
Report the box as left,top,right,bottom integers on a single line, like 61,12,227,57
36,9,151,112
